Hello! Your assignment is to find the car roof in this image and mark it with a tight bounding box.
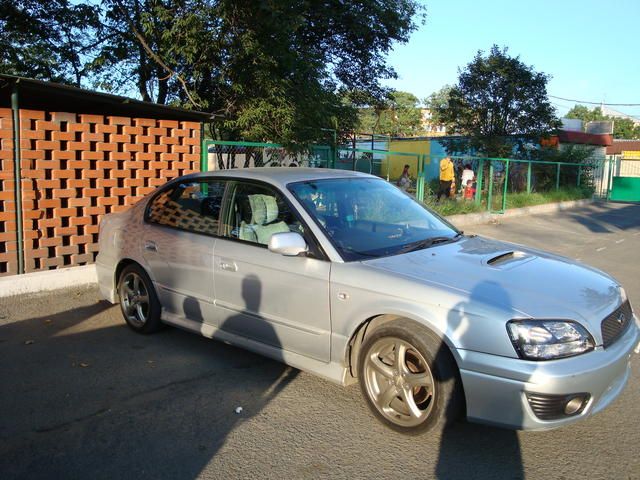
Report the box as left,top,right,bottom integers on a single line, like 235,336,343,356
181,167,376,188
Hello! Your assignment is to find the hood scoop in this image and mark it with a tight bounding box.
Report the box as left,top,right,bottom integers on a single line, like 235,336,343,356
486,250,534,268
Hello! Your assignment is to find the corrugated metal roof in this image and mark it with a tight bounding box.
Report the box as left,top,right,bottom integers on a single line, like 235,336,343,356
606,140,640,155
0,74,211,122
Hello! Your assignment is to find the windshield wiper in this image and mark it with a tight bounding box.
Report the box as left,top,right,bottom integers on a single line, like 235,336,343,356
399,233,463,254
342,247,385,258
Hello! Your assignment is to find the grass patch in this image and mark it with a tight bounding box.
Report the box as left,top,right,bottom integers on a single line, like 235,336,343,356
424,198,484,216
421,187,592,217
505,187,591,209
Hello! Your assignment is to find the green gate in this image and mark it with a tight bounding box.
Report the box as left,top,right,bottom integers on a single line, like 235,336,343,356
609,157,640,202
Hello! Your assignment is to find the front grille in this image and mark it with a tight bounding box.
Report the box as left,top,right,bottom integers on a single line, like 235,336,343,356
525,393,589,421
601,300,633,349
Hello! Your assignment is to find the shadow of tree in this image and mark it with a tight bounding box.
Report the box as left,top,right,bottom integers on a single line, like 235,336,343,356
567,203,640,233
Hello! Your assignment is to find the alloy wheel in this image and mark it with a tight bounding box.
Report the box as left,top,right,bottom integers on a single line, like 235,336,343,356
363,337,435,427
119,272,150,328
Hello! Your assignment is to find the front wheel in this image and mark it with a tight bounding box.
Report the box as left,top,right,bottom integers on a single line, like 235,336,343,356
117,264,162,334
357,319,463,434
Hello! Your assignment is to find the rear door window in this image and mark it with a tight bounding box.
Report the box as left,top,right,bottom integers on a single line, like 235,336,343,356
147,180,226,236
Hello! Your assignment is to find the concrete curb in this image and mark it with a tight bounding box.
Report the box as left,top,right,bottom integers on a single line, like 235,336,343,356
445,198,595,228
0,264,97,298
0,198,595,297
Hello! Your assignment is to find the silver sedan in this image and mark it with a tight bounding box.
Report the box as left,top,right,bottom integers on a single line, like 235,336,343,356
96,168,639,434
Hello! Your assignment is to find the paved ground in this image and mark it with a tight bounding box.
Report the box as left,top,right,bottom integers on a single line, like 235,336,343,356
0,202,638,480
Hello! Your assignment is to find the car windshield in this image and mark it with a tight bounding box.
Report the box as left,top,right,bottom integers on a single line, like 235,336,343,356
289,177,459,261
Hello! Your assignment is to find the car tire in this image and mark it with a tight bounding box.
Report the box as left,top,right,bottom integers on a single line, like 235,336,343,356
357,319,464,435
117,263,163,334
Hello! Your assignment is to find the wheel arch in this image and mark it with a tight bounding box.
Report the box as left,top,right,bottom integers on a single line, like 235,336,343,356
346,313,460,381
114,258,148,291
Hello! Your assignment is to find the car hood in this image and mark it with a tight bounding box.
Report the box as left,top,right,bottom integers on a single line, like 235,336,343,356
363,235,623,339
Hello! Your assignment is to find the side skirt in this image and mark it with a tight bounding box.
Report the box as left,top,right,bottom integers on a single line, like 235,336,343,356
161,311,350,386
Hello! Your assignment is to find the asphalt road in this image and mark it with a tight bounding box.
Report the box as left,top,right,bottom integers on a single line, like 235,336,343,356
1,202,638,480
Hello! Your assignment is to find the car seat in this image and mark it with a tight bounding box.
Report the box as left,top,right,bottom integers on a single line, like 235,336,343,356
239,194,290,244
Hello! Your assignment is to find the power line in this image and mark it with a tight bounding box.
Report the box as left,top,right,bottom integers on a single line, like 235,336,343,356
549,95,640,107
552,104,640,120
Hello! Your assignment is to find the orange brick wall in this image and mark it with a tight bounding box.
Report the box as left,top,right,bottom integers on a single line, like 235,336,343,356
0,109,201,276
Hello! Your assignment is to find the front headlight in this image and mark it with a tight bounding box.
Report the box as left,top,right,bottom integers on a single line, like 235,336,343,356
619,286,627,304
507,320,595,360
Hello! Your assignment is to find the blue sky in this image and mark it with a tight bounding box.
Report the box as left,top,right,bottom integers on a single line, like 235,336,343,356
383,0,640,119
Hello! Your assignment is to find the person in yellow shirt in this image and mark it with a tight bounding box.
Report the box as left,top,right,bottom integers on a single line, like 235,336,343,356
438,156,454,201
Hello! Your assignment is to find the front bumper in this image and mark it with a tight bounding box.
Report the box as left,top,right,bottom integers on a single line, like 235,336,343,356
457,317,639,430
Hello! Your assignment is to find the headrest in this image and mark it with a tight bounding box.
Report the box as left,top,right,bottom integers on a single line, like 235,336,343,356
248,194,279,225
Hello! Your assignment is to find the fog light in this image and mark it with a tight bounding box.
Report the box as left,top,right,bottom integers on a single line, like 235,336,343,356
564,396,586,415
526,392,590,420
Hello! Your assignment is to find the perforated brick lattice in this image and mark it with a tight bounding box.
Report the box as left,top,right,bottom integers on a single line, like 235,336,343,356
148,191,218,236
0,109,201,276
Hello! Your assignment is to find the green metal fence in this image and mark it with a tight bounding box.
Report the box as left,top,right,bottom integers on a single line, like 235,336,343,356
201,140,335,171
201,139,604,212
422,155,603,214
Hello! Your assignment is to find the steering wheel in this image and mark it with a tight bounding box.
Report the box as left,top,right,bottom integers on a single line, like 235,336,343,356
201,197,220,217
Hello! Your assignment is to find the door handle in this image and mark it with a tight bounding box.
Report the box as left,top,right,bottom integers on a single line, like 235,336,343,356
219,261,238,272
144,240,157,252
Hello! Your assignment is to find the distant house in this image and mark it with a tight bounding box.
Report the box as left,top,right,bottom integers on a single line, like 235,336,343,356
419,108,446,136
606,139,640,157
541,119,614,159
600,105,640,127
606,139,640,178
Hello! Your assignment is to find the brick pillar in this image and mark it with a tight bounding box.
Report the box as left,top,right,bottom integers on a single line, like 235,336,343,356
0,108,18,276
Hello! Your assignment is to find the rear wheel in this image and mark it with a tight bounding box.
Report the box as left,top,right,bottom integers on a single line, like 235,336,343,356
357,319,463,434
117,264,162,334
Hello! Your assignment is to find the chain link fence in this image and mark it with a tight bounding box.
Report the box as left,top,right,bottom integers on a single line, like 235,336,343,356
203,140,332,170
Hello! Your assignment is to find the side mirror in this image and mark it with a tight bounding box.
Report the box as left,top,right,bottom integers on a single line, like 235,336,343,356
268,232,308,256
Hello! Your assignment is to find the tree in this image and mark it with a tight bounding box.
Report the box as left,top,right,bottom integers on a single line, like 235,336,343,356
358,90,422,136
95,0,425,145
565,105,605,124
1,0,425,146
565,105,640,139
436,45,560,157
423,85,453,125
0,0,101,86
612,118,640,139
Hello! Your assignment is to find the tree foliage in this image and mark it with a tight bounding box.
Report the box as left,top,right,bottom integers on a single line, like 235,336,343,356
564,105,603,124
0,0,101,85
565,105,640,139
423,84,452,125
436,45,560,157
1,0,425,146
357,90,422,136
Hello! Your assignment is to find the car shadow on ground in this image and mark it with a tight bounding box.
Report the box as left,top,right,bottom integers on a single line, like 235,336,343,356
0,278,295,480
434,280,528,480
434,422,525,479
